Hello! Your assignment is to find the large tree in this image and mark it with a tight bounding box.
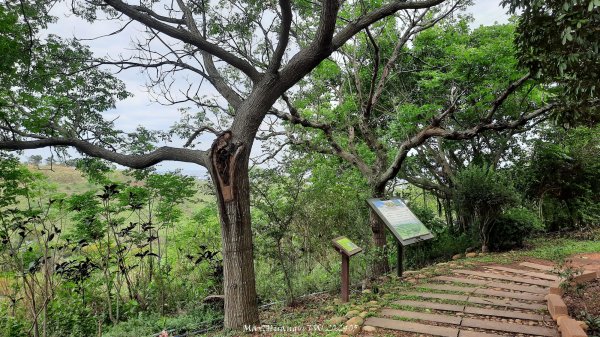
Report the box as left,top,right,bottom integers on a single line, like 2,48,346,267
0,0,460,329
266,19,555,270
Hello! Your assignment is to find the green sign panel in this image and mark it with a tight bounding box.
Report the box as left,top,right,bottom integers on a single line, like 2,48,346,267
367,198,434,246
332,236,362,256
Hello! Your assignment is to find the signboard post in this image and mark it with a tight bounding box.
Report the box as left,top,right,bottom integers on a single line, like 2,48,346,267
332,236,362,302
367,198,433,277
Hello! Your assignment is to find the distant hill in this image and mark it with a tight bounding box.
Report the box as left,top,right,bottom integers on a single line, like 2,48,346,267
27,164,132,195
26,165,214,211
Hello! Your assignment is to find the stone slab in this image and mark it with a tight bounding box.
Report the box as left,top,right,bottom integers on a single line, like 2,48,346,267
365,317,459,337
458,330,506,337
466,295,546,310
546,294,568,320
558,317,587,337
473,288,545,302
572,270,598,284
380,308,462,325
520,261,555,272
463,306,544,321
485,266,560,281
393,300,464,312
416,284,545,301
452,269,554,287
419,283,478,294
402,291,469,302
433,276,548,294
461,317,558,336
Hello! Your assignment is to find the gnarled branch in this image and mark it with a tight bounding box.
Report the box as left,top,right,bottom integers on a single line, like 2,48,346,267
0,138,209,169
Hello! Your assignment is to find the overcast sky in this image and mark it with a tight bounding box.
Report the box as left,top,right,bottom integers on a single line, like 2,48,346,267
24,0,510,177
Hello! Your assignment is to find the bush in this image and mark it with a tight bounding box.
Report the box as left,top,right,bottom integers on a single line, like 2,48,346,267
454,166,519,252
101,307,222,337
404,204,477,268
489,207,542,251
0,305,27,337
47,292,97,337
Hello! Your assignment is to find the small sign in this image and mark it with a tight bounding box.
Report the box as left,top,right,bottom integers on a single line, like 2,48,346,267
332,236,363,257
367,198,434,246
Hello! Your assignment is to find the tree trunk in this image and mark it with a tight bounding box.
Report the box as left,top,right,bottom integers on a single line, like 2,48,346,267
369,185,390,277
210,132,259,330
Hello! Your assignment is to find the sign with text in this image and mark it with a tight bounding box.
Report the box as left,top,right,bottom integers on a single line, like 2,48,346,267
366,198,434,246
332,236,363,257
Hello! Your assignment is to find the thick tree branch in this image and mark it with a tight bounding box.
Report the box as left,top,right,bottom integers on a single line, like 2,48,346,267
130,5,184,24
485,73,532,121
331,0,446,49
0,138,209,168
377,103,556,187
289,137,373,176
313,0,342,54
268,0,292,72
402,174,451,195
270,103,373,176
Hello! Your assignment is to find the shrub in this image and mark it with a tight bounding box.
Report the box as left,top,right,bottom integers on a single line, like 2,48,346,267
404,204,476,268
489,207,542,251
453,166,519,252
0,305,27,337
47,292,97,337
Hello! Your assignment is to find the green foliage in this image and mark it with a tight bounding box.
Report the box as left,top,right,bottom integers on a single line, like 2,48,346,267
579,311,600,337
453,166,519,250
522,126,600,230
404,204,476,268
0,304,27,337
0,157,216,336
1,1,130,156
101,307,223,337
503,0,600,125
489,207,542,251
46,291,97,337
251,154,372,303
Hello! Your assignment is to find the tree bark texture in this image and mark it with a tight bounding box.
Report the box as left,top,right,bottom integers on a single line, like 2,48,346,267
209,131,259,329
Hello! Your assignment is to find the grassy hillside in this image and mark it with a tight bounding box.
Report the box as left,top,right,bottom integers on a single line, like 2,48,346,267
28,164,129,194
28,164,215,215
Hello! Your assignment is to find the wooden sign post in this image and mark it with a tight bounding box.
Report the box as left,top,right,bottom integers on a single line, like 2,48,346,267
332,236,362,302
367,198,434,278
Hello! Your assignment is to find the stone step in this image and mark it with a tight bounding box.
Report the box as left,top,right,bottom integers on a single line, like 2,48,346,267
466,295,546,310
520,262,556,272
420,283,545,301
368,315,555,337
485,266,560,281
394,300,465,312
402,291,468,302
458,331,505,337
463,306,545,321
365,317,459,337
380,308,462,325
393,300,546,321
418,283,478,294
461,317,558,336
380,308,555,336
402,291,546,310
434,276,548,294
452,269,554,287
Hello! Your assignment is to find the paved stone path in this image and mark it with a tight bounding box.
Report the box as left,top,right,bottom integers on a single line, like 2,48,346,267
365,261,561,337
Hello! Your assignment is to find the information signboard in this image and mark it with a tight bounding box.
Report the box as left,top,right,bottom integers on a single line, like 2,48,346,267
366,198,434,246
332,236,363,257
